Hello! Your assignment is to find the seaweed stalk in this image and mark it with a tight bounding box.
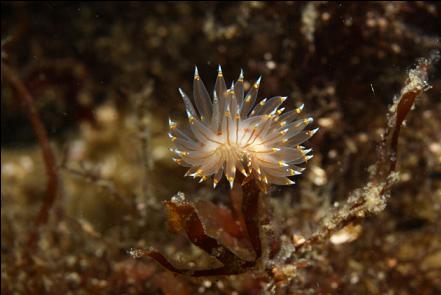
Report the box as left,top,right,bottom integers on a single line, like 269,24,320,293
291,51,440,258
1,63,60,248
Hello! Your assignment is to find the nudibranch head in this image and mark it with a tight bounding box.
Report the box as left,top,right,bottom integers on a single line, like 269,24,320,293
169,66,318,189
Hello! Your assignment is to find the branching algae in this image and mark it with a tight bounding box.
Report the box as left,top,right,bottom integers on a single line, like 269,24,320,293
131,52,438,289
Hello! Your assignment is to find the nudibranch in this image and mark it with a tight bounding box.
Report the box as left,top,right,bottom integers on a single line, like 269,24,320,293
169,66,318,189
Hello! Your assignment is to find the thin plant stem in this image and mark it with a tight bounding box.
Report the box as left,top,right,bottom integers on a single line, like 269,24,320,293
2,64,60,248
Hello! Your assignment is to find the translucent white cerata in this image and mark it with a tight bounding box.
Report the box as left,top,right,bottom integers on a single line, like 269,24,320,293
169,66,318,189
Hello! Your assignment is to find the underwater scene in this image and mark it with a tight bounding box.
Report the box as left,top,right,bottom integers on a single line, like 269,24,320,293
1,2,441,294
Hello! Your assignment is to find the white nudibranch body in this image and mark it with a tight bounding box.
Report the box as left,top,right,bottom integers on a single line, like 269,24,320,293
169,66,318,189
